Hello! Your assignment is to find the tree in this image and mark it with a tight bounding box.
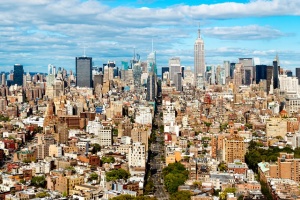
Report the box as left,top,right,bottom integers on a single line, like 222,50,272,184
36,191,50,198
88,172,99,182
110,195,157,200
193,181,202,189
218,162,227,172
144,180,154,195
106,168,130,182
101,156,115,164
113,128,118,136
164,173,187,193
31,176,46,188
162,162,189,194
170,191,191,200
219,188,236,200
91,143,101,154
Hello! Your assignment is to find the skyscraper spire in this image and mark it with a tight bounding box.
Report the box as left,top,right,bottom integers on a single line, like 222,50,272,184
198,23,201,39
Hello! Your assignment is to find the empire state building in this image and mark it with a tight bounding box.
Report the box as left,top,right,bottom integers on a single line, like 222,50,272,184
194,26,205,84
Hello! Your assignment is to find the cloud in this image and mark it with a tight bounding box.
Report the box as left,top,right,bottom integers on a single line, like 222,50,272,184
203,25,285,40
0,0,299,72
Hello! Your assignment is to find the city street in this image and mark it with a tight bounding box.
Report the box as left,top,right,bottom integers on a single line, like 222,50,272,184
149,108,169,200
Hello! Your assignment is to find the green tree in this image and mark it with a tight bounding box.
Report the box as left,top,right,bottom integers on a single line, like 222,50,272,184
113,128,118,136
164,173,187,193
36,191,50,198
193,181,202,189
31,176,46,188
219,188,236,200
218,162,227,172
101,156,115,164
91,143,101,154
170,191,191,200
110,195,157,200
162,162,189,194
238,195,244,200
144,180,154,195
106,169,130,182
88,172,99,182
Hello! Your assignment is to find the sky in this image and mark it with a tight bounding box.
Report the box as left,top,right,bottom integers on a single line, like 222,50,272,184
0,0,299,74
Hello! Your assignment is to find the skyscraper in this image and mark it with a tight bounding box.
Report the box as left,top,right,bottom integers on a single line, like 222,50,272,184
239,58,254,85
169,57,181,83
13,64,24,86
174,72,182,91
255,65,267,84
296,68,300,85
147,51,157,74
273,55,279,89
146,50,157,101
194,26,205,84
76,57,92,88
161,67,169,76
223,61,230,78
146,73,156,101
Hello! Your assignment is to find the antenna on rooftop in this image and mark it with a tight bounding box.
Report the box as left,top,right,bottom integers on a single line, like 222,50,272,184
198,22,201,39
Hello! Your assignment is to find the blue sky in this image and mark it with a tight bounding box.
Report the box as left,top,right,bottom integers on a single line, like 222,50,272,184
0,0,299,74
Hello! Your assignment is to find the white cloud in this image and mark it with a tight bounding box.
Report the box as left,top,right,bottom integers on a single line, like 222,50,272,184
0,0,299,72
203,25,285,40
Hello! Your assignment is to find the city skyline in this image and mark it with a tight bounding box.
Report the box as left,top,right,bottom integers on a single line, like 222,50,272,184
0,0,299,73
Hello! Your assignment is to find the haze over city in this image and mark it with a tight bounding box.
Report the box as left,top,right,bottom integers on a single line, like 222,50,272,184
0,0,299,73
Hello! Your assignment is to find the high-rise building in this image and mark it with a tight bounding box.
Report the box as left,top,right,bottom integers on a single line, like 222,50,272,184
147,51,157,74
1,73,6,86
181,66,185,78
286,70,293,77
239,58,254,85
133,62,142,87
194,26,205,83
222,134,246,163
121,61,129,70
256,65,267,84
146,73,156,101
233,63,243,88
229,63,236,79
174,72,182,91
76,57,92,87
223,61,230,78
296,68,300,85
273,55,279,89
14,64,24,86
161,67,169,76
267,66,273,94
169,57,181,83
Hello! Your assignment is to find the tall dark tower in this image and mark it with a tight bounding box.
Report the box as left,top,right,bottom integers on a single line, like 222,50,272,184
296,68,300,85
273,55,279,89
146,73,156,101
76,57,92,88
14,64,24,86
267,66,273,94
255,65,267,84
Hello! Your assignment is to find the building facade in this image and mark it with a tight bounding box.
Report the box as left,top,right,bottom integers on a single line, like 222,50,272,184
76,57,92,88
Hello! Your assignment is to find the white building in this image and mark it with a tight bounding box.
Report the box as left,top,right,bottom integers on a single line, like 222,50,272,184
135,106,152,125
194,27,205,84
169,57,181,83
128,142,146,168
279,75,299,94
163,103,175,125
